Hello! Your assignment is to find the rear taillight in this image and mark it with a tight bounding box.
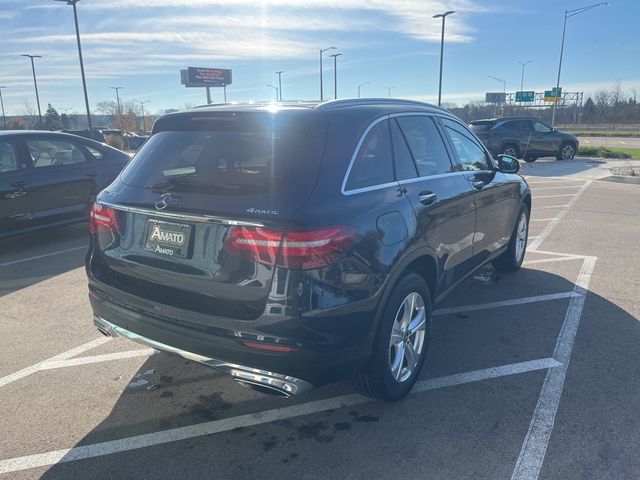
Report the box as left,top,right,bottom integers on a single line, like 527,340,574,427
89,202,118,233
225,225,356,269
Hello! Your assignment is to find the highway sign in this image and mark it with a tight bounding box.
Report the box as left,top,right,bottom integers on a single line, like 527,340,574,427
544,87,562,102
516,91,535,102
485,92,506,103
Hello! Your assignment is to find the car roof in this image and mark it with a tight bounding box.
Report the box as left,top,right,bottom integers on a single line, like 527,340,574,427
471,116,539,124
170,98,454,117
0,130,94,138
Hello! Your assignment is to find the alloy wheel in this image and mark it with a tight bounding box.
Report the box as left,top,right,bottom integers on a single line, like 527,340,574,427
389,292,426,383
561,144,575,160
515,212,528,262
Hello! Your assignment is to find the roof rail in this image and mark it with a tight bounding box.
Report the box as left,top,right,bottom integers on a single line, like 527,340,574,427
316,97,442,111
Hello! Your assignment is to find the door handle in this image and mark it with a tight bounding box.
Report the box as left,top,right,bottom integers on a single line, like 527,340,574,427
85,171,98,177
418,192,437,206
471,180,485,190
10,181,28,188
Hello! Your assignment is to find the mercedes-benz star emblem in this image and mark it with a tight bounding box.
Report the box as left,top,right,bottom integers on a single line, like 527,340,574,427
155,193,173,210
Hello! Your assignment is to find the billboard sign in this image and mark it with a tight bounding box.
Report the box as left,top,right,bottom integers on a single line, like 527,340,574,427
485,92,506,103
186,67,232,87
515,91,535,102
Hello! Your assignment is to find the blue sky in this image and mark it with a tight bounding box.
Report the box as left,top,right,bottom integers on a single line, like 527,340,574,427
0,0,638,115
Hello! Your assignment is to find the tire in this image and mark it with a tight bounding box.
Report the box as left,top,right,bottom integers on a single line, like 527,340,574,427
501,143,520,158
353,273,432,401
556,142,576,161
524,156,537,163
492,206,529,272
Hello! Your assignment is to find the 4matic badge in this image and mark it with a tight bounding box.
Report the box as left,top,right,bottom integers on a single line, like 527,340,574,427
245,208,280,215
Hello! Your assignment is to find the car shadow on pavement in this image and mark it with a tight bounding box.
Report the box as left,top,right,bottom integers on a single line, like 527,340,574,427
0,223,88,298
37,269,640,480
518,157,606,179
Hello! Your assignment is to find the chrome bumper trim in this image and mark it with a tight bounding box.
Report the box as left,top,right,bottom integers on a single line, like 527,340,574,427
93,316,314,397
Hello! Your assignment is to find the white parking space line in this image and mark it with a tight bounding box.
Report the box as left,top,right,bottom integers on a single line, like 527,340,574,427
527,250,585,259
523,257,582,266
529,186,582,191
524,177,584,182
414,358,561,393
511,256,597,480
0,337,111,389
528,181,592,251
0,357,561,475
40,349,156,371
533,194,578,199
529,218,557,222
433,292,579,316
535,204,570,209
0,246,87,268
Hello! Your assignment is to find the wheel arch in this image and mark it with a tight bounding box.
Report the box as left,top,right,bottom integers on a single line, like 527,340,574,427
371,248,439,334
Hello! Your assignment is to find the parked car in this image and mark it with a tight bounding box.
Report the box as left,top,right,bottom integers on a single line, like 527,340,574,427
87,99,531,401
469,116,579,162
62,129,107,143
0,130,129,238
123,132,149,150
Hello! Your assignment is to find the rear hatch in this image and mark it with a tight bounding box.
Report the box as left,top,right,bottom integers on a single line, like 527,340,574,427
469,120,495,139
90,109,327,321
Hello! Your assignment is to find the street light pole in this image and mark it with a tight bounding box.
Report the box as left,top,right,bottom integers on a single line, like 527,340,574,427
357,82,370,98
517,60,532,92
386,86,395,98
433,10,455,107
0,86,6,129
21,54,42,127
267,84,278,101
276,71,284,101
134,100,149,132
110,86,123,114
329,53,341,99
319,47,336,101
551,2,608,127
55,0,93,135
488,75,506,117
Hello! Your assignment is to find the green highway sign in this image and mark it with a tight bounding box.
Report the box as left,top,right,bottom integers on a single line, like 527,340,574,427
544,87,562,102
516,91,535,102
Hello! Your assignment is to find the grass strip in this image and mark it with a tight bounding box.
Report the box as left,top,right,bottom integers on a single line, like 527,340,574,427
578,146,640,160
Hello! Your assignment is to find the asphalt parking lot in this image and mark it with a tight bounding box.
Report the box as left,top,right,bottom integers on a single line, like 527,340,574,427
1,157,639,480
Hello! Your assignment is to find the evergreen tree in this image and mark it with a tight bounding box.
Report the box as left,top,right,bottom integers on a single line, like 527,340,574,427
43,103,63,130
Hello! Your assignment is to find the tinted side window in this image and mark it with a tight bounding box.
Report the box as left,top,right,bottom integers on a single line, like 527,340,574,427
345,120,394,191
512,120,532,132
390,119,418,180
441,118,490,171
396,116,453,176
26,139,89,168
85,145,104,160
534,121,552,133
0,141,18,173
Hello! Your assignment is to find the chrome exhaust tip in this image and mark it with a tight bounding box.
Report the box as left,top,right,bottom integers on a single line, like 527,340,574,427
93,317,114,337
234,379,293,398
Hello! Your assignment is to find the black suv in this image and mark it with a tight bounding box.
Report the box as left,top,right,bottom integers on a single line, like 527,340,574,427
469,116,579,162
87,99,531,401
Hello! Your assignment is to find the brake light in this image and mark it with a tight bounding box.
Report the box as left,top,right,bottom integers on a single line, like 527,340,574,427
225,225,356,269
89,202,118,233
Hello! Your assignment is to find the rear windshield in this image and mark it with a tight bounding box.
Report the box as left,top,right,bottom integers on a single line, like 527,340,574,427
120,113,317,195
469,121,493,134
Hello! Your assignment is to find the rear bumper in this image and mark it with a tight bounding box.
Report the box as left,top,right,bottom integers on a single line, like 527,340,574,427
94,315,313,397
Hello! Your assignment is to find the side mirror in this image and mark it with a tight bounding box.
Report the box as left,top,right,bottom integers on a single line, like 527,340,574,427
497,154,520,174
